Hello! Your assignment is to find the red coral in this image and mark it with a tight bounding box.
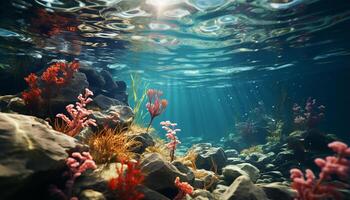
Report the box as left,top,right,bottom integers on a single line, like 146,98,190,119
174,177,193,200
108,160,144,200
146,89,168,132
290,141,350,200
22,73,42,109
22,60,79,111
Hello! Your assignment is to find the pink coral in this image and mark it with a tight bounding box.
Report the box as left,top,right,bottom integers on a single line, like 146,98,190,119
174,177,193,200
56,88,97,137
49,152,97,200
161,120,181,162
290,141,350,200
146,89,168,132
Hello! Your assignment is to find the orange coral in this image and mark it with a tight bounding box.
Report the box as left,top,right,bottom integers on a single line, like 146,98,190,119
174,177,193,200
22,73,42,109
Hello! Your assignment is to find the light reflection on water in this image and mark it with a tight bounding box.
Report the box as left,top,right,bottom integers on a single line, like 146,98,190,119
0,0,349,88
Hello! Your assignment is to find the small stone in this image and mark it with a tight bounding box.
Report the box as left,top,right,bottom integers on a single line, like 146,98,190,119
80,189,105,200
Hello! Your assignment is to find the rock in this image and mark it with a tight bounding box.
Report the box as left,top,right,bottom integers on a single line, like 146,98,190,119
79,66,106,88
91,105,134,129
221,176,268,200
50,72,89,114
227,157,244,165
225,149,238,158
236,163,260,183
192,143,227,171
222,165,249,183
93,94,126,110
192,189,215,200
80,189,106,200
128,133,155,154
257,182,295,200
140,153,193,196
212,184,229,199
139,186,171,200
172,161,195,182
0,95,26,113
0,113,79,200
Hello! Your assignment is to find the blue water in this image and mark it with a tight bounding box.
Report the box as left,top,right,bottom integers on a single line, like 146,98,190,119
0,0,350,143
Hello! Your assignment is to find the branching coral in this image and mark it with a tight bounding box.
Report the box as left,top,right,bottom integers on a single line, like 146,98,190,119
146,89,167,132
174,177,193,200
56,88,97,137
49,152,97,200
108,160,144,200
86,128,140,164
161,120,181,162
22,60,79,112
293,97,325,130
290,141,350,200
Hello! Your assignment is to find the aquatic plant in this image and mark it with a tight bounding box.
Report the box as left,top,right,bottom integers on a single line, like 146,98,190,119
146,89,167,132
56,88,97,137
293,97,325,130
290,141,350,200
130,73,149,125
174,177,193,200
161,120,181,162
267,120,284,143
108,160,144,200
235,121,259,144
49,152,97,200
86,128,140,164
22,60,79,113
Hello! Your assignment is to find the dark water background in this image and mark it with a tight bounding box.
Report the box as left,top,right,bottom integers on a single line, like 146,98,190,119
0,0,349,143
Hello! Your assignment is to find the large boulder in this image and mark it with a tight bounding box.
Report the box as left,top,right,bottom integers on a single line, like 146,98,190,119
221,176,268,200
0,113,80,200
192,143,227,171
222,165,249,183
140,153,194,197
236,163,260,183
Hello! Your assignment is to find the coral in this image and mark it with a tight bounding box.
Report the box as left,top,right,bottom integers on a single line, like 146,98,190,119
22,73,42,110
145,89,167,132
293,97,325,130
22,60,79,113
56,88,97,137
290,141,350,200
235,121,259,144
86,128,140,164
108,160,144,200
49,152,97,200
161,120,181,162
174,177,194,200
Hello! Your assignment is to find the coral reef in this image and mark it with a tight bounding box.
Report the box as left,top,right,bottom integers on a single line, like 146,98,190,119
56,88,97,137
290,141,350,200
145,89,167,132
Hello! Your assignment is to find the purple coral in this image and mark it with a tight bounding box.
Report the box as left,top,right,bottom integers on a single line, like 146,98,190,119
49,152,97,200
290,141,350,200
56,88,97,137
161,120,181,162
293,97,325,130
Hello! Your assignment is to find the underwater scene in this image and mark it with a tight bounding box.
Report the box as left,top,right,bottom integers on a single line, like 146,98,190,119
0,0,350,199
